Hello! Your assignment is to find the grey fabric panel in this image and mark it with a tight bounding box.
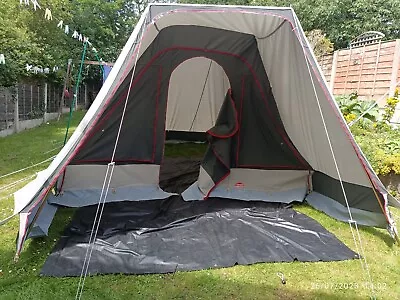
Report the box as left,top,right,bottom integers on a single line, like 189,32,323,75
197,165,214,196
306,192,387,228
219,168,309,192
148,4,296,22
62,164,160,190
166,57,230,132
183,181,306,203
48,186,174,208
313,172,383,214
27,201,58,239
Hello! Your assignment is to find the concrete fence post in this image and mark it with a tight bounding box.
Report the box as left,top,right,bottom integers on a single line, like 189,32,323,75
389,39,400,97
30,84,33,114
44,82,48,122
84,84,88,109
329,50,339,94
390,39,400,123
14,86,19,133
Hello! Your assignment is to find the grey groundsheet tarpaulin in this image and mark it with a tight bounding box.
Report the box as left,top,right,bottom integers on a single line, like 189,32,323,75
41,158,356,277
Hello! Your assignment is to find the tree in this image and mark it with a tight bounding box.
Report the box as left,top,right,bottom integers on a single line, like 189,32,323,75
306,29,333,59
179,0,400,49
250,0,400,49
0,0,139,87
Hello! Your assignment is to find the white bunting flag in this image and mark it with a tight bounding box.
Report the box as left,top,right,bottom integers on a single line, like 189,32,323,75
44,67,50,74
78,34,83,41
26,64,33,71
45,8,52,20
64,25,69,34
31,0,40,10
53,66,59,72
0,54,5,64
57,20,63,28
24,0,29,5
72,30,79,39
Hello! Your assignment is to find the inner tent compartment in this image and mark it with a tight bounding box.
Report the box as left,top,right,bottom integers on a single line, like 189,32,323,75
49,26,312,208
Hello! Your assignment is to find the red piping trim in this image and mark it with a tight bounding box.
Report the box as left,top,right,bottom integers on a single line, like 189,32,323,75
206,89,238,138
204,145,231,199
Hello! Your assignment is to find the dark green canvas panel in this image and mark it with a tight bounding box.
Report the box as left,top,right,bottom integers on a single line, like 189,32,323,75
312,171,383,213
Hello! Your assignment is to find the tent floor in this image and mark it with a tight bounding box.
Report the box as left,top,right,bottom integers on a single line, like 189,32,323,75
41,157,356,277
41,197,357,277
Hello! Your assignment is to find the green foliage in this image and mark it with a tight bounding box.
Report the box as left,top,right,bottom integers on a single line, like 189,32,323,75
189,0,400,50
335,92,400,176
336,92,379,125
250,0,400,49
352,122,400,176
305,29,334,59
382,89,399,123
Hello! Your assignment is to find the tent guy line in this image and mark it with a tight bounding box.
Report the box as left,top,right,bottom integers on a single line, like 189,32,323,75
74,10,150,300
293,14,375,297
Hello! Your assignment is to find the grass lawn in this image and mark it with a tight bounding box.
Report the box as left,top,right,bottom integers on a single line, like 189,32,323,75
0,111,399,299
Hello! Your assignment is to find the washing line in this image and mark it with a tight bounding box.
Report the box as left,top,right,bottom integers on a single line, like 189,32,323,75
0,155,56,180
0,174,37,193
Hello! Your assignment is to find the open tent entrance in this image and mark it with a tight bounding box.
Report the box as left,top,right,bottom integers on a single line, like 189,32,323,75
165,57,230,142
161,57,229,193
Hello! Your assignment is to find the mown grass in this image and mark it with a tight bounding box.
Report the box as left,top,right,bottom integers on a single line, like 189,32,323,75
0,111,399,299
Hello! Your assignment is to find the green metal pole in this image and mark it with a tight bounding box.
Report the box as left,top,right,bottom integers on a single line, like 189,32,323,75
93,49,105,79
63,42,88,145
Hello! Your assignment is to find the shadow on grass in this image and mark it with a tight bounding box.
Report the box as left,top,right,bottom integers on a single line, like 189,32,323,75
359,226,395,247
